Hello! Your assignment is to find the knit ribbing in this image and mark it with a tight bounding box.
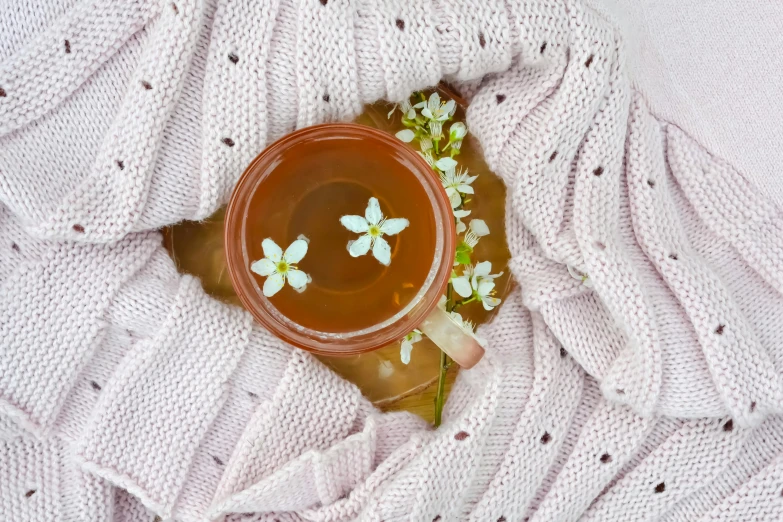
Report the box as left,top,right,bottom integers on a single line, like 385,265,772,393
2,0,783,520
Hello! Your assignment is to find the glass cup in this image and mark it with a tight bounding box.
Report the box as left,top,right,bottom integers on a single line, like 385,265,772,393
224,123,484,368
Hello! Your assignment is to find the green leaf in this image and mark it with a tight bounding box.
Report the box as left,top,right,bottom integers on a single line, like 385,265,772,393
455,251,472,265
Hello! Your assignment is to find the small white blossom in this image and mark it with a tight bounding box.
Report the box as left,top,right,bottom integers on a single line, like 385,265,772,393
415,92,456,122
452,261,503,310
568,265,594,288
451,264,476,298
400,329,423,364
251,238,311,297
449,122,467,140
464,219,490,248
454,209,471,234
448,122,467,150
340,197,409,266
440,166,478,208
395,129,415,143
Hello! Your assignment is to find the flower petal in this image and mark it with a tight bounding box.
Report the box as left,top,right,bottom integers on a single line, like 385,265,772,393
456,221,466,234
421,107,434,119
372,237,392,265
263,272,285,297
435,157,458,171
474,261,492,277
469,219,490,236
457,184,475,194
395,129,415,142
477,279,496,297
365,197,383,225
427,92,440,111
453,209,471,218
448,190,462,209
250,258,276,277
262,238,283,262
340,215,369,233
406,108,416,119
443,100,456,117
284,239,308,263
287,269,308,289
348,234,372,257
450,122,467,139
452,276,473,298
400,340,413,364
482,296,501,310
380,218,409,235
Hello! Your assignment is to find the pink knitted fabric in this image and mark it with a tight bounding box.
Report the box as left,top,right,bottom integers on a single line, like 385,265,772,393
2,0,783,521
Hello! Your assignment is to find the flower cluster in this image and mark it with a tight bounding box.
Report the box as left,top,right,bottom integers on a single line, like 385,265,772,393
392,92,502,365
251,199,410,295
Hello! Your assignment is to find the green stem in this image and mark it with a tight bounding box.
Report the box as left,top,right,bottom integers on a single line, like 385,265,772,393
452,296,477,310
434,349,449,427
434,285,454,427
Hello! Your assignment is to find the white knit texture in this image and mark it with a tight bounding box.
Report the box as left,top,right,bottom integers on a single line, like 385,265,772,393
1,0,783,520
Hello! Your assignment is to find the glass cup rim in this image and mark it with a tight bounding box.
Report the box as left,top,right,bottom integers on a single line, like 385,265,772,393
224,123,456,356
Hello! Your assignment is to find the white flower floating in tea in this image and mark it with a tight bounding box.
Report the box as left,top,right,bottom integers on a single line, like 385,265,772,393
400,329,423,365
250,237,311,297
451,261,504,311
340,197,409,266
440,165,478,209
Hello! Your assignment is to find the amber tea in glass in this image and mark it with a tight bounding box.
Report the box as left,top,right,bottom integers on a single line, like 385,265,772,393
226,123,485,365
244,129,437,333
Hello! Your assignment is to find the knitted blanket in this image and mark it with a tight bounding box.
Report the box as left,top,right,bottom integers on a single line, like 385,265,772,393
1,0,782,521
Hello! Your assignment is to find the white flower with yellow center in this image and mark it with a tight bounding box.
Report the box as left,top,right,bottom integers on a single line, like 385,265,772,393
440,166,478,209
451,260,504,310
415,92,456,122
400,329,423,364
251,237,310,297
340,197,409,266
